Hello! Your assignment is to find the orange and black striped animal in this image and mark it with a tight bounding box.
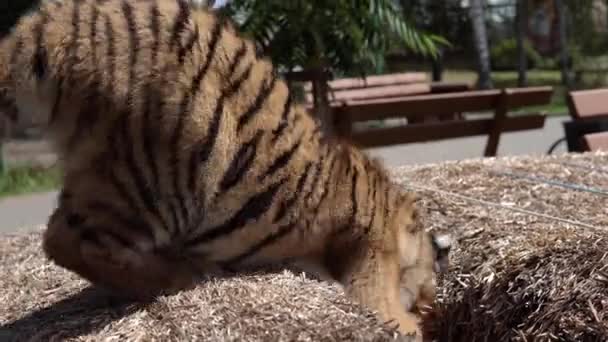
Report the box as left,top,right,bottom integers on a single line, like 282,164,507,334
0,0,451,339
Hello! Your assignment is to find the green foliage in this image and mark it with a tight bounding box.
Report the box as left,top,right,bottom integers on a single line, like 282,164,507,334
490,38,542,71
397,0,472,53
218,0,448,76
532,44,583,71
0,164,61,198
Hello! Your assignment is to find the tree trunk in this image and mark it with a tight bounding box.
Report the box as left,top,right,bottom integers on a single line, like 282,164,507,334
311,73,334,137
431,48,444,82
555,0,571,88
516,0,528,87
469,0,493,89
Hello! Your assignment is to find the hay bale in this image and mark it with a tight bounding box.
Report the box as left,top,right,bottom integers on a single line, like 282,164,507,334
391,151,608,341
2,151,607,341
0,229,403,341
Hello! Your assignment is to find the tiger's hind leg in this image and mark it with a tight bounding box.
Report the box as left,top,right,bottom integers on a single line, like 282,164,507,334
42,198,200,301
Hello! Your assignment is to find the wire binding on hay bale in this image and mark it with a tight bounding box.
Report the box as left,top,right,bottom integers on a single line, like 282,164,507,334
393,151,608,342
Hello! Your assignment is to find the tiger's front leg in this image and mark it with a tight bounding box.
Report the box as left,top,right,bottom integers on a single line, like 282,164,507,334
337,249,423,342
42,203,201,300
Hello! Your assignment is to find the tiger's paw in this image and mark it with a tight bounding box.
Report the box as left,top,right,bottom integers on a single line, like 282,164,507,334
385,312,423,342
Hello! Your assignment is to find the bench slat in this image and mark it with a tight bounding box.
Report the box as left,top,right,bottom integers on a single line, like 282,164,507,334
303,72,428,92
333,90,502,123
306,83,432,103
583,131,608,151
503,86,554,107
348,114,546,148
568,88,608,119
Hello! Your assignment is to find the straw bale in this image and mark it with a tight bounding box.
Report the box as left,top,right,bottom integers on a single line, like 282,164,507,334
0,229,407,341
391,151,608,341
1,151,607,341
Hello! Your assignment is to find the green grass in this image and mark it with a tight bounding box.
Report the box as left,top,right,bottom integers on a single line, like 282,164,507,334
0,164,61,199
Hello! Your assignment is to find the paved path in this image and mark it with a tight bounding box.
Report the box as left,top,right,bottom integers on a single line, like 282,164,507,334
0,190,57,234
0,116,569,234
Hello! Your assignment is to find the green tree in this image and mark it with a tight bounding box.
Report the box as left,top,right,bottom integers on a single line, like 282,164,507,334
397,0,472,81
218,0,448,77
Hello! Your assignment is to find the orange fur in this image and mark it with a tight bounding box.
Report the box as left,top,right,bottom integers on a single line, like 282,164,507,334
0,1,451,339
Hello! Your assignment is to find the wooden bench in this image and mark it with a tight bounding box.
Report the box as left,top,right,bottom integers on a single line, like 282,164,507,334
303,73,470,103
331,86,553,156
564,88,608,152
300,71,471,122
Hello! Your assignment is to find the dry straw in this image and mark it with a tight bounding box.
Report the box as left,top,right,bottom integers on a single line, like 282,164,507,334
392,151,608,341
1,151,607,341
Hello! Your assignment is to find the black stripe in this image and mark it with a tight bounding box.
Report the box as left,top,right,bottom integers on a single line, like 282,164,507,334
220,131,263,192
122,2,171,234
384,186,391,225
66,0,82,88
336,167,359,234
32,12,49,79
90,5,99,66
185,177,287,247
169,0,191,49
87,201,154,239
171,18,223,227
185,93,224,232
48,79,64,124
66,212,85,228
273,162,312,223
222,220,297,266
305,147,326,206
187,49,252,192
106,119,161,236
105,15,116,91
108,169,140,225
365,175,377,234
237,74,277,131
140,92,173,234
120,114,170,233
81,225,133,249
271,93,292,143
142,4,162,197
150,3,161,62
186,59,254,233
311,151,337,218
258,137,302,181
178,25,199,65
122,0,138,102
66,87,99,151
227,42,247,78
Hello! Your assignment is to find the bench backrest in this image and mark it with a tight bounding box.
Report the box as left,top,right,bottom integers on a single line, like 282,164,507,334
331,86,553,154
334,86,553,123
567,88,608,120
566,88,608,151
303,72,427,92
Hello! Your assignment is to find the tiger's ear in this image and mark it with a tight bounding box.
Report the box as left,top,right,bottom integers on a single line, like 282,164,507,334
431,233,452,274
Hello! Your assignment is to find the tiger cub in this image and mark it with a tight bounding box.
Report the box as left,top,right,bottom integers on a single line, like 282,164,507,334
0,0,451,339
